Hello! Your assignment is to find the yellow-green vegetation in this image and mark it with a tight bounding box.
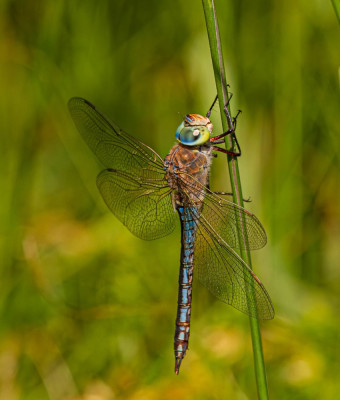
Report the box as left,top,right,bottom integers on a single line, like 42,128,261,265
0,1,339,399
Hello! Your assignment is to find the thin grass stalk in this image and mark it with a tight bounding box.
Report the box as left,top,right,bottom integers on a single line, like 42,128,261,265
202,1,270,399
332,0,340,24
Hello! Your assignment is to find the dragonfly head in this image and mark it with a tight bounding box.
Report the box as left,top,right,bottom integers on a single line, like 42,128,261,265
175,114,213,146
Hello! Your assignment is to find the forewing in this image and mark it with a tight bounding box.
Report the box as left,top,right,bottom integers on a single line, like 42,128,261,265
68,97,165,176
97,169,176,240
68,97,176,239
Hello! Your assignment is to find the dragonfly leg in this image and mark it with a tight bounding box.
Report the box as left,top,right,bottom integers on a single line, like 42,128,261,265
211,126,241,156
211,145,241,157
206,88,232,118
207,92,242,156
206,95,218,118
213,191,252,202
232,109,242,130
223,94,234,127
226,91,233,107
210,128,234,142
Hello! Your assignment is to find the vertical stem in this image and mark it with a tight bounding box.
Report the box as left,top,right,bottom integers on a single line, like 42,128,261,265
202,1,270,399
331,0,340,24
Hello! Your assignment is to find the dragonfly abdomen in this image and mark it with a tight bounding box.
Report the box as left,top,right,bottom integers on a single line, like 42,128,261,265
174,206,197,374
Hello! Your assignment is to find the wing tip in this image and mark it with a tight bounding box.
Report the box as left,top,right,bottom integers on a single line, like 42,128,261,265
68,97,95,111
260,306,275,320
241,302,275,320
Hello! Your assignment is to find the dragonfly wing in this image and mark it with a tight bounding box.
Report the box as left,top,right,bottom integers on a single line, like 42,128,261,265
201,190,267,250
193,214,273,319
68,97,176,239
190,208,274,319
68,97,165,176
178,173,266,250
97,169,176,240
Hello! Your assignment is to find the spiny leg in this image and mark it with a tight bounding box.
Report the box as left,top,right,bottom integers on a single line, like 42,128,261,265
213,192,251,202
211,144,240,158
206,95,218,118
232,109,242,130
218,96,242,156
206,86,232,118
207,91,242,156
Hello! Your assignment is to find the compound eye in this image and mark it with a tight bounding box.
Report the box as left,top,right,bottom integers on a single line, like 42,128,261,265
175,123,210,146
179,127,200,144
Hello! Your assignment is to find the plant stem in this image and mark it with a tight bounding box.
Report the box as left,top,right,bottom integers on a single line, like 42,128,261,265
202,1,270,399
332,0,340,25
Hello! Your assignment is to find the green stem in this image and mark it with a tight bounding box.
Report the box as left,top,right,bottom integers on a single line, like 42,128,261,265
332,0,340,25
202,1,270,399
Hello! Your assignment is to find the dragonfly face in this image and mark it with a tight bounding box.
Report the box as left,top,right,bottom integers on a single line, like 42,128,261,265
68,97,274,375
175,114,213,146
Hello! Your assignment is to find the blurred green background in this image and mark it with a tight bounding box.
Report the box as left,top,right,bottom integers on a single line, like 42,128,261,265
1,0,339,399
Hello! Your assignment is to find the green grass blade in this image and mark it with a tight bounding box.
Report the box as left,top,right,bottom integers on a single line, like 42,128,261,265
332,0,340,24
202,1,270,398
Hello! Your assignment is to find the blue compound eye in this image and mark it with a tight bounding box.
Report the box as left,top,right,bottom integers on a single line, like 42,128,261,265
175,114,213,146
179,127,200,144
175,121,184,141
175,125,210,146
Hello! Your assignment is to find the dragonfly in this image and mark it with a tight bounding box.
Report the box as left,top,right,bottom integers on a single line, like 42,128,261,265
68,97,274,374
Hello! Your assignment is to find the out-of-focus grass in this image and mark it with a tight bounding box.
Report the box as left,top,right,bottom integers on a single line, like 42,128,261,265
0,0,339,399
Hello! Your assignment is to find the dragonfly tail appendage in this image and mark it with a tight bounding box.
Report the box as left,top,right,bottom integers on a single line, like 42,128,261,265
175,355,184,375
174,206,197,374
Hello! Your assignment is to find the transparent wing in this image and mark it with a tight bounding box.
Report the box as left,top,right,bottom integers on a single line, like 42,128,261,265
68,97,176,239
192,209,274,319
97,169,176,240
201,190,267,250
179,173,267,250
180,177,273,319
68,97,165,177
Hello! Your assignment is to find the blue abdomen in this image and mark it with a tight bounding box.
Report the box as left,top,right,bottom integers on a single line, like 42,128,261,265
174,206,198,374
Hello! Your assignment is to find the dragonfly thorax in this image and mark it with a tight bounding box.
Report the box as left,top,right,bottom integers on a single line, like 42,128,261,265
165,143,212,208
175,114,213,146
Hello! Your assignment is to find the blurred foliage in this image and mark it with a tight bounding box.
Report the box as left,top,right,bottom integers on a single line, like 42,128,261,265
0,0,339,399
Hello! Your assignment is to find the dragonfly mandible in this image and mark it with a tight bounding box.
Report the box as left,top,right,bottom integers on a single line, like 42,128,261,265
68,97,274,374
